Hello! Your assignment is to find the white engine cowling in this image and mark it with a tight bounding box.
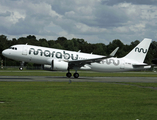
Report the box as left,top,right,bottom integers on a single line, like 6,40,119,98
52,60,68,71
43,60,68,71
42,65,52,70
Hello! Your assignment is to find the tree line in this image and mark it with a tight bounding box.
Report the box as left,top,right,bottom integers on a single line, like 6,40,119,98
0,35,157,66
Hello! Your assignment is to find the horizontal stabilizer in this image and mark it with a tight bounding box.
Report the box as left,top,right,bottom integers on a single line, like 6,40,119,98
132,63,148,66
132,63,151,69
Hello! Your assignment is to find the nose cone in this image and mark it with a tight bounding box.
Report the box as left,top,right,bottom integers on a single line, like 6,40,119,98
2,49,9,57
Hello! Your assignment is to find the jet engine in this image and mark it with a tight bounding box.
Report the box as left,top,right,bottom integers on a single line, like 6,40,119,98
43,60,68,71
42,64,52,71
52,60,68,71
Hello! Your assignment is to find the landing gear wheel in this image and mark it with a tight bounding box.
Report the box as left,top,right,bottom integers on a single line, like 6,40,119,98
66,72,72,78
19,61,24,71
73,73,79,78
19,67,23,71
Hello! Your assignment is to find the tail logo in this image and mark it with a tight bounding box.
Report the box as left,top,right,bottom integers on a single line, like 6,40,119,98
135,47,147,54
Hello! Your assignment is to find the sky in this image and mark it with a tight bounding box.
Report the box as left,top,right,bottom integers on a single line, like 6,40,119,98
0,0,157,44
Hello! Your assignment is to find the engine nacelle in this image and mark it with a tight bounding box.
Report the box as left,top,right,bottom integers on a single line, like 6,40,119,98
42,60,68,71
42,65,52,71
52,60,68,71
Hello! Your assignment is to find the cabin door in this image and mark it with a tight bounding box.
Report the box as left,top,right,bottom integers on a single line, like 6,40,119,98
22,46,27,55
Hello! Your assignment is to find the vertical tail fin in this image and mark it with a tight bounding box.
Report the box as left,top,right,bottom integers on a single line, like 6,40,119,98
124,38,152,63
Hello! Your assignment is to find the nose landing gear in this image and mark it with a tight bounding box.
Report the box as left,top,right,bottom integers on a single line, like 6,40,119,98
19,61,24,70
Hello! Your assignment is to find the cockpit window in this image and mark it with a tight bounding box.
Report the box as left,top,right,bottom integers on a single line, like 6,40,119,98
9,47,17,50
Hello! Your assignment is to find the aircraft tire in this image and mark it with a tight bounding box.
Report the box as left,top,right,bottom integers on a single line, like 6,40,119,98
19,67,23,71
73,73,79,78
66,72,72,78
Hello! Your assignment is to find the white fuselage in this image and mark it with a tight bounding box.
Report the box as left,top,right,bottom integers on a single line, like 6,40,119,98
2,44,150,72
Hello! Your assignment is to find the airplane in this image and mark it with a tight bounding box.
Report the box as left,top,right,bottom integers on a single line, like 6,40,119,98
2,38,152,78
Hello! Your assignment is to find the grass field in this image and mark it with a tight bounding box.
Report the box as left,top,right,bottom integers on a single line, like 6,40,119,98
0,82,157,120
0,70,157,120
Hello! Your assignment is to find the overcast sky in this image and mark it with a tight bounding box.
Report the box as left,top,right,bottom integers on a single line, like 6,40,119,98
0,0,157,44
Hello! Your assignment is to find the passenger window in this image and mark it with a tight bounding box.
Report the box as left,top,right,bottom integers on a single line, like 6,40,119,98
15,48,17,50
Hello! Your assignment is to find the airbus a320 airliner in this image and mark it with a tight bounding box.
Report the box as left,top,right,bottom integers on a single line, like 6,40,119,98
2,38,152,78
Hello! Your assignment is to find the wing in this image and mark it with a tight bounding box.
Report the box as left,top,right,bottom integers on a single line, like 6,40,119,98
67,47,119,68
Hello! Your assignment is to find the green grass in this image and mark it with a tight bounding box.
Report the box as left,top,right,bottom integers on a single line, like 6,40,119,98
0,70,157,77
0,70,157,119
0,82,157,120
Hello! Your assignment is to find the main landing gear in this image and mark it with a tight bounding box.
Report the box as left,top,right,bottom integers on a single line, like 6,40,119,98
66,72,72,78
66,69,79,78
66,72,79,78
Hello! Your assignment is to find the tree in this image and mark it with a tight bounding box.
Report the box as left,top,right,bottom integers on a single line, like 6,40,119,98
0,35,9,59
48,40,55,48
145,41,157,64
64,40,76,51
53,43,63,49
106,39,125,57
130,40,140,48
12,38,18,45
39,38,49,47
55,37,67,46
93,43,106,55
17,37,28,44
26,35,38,45
27,35,36,39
